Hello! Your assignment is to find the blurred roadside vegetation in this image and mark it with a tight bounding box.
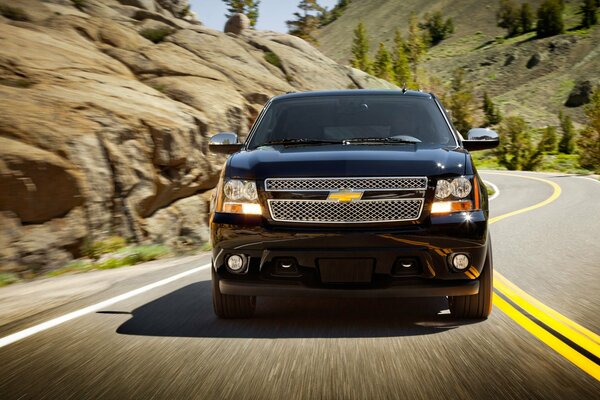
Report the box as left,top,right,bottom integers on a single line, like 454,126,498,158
0,237,212,288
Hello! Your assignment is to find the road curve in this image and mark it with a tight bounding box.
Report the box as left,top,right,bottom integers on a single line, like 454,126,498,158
0,171,599,399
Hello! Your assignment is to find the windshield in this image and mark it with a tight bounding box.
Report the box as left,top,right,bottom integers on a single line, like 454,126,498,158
247,94,455,149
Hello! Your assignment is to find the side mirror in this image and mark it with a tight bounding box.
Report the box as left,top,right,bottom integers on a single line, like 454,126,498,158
462,128,499,151
208,132,243,154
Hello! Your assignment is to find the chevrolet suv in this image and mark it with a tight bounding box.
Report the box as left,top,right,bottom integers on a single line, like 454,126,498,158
208,90,499,319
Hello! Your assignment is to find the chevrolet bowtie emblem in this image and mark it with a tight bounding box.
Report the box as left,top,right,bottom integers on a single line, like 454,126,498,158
327,190,363,202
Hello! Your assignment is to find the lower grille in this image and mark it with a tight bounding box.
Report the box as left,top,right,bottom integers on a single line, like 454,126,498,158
267,199,424,223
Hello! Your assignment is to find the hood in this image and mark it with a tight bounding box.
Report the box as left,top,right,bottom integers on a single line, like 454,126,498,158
227,144,468,180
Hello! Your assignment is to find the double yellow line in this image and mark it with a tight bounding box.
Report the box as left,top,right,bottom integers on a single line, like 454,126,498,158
486,172,600,381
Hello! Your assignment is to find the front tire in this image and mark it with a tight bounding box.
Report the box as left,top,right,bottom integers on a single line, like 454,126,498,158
211,267,256,318
449,244,493,319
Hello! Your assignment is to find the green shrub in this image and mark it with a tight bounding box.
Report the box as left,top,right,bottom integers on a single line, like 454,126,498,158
0,272,20,287
45,260,94,277
83,236,128,260
264,51,282,69
140,28,172,44
129,245,170,262
0,5,29,21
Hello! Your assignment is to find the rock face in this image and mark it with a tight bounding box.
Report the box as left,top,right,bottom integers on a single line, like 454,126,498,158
0,0,394,274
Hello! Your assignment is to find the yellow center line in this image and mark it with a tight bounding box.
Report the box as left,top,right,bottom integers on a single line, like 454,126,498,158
484,172,600,380
493,293,600,381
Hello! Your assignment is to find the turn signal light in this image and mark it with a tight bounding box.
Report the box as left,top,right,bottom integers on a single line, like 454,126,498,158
222,202,262,215
431,200,473,214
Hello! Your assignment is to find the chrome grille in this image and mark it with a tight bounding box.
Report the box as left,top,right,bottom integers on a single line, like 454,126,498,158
265,177,427,191
268,199,424,224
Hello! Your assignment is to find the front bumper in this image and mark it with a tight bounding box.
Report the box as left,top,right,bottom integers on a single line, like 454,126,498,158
211,210,489,297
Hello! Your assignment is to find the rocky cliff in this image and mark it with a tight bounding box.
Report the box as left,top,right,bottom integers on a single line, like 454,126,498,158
0,0,395,274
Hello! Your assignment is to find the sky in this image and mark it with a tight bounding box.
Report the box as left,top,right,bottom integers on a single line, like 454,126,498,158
189,0,340,33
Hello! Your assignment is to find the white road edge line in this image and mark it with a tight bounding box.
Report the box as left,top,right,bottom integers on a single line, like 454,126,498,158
575,176,600,185
483,180,500,201
0,263,212,349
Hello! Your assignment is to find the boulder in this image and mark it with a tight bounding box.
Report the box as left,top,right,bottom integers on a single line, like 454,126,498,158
526,53,541,69
224,13,250,35
565,80,593,107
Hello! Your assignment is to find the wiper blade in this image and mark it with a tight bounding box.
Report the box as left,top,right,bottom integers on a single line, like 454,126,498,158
343,137,420,144
261,138,341,146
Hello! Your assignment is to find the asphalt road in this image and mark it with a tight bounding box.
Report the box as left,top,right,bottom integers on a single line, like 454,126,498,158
0,171,599,399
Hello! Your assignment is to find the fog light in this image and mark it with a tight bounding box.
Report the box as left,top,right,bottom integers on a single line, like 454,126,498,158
452,254,470,270
226,254,246,273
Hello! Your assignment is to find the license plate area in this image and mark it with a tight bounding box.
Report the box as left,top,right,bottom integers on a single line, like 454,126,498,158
318,258,374,283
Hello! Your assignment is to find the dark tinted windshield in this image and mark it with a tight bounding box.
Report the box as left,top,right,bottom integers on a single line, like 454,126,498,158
247,94,455,149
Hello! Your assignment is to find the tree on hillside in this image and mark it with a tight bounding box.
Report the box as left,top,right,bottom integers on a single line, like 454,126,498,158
406,12,426,83
419,11,454,46
222,0,260,27
536,0,564,38
558,110,575,153
497,0,521,36
320,0,351,26
448,68,477,134
496,116,543,170
482,92,502,126
540,126,558,152
373,42,394,82
287,0,324,44
351,22,371,73
581,0,599,28
392,29,411,87
577,88,600,171
520,3,535,32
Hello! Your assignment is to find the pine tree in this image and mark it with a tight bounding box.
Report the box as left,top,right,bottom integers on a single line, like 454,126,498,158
581,0,598,28
222,0,260,27
406,13,426,83
577,88,600,171
558,111,575,153
536,0,564,38
419,11,454,45
540,126,558,152
497,0,521,36
496,116,543,170
287,0,324,44
373,42,394,82
448,68,476,134
520,3,535,32
482,92,502,126
392,29,411,87
351,22,371,73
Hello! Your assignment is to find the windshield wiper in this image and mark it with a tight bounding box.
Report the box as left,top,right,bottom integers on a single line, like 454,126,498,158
260,138,341,146
343,137,421,145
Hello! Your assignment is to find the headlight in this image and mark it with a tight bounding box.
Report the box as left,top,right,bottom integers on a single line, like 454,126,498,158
432,176,477,214
450,177,472,198
434,179,452,199
220,179,261,215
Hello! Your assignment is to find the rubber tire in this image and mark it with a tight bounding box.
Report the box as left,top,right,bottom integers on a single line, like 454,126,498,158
212,267,256,318
449,243,493,319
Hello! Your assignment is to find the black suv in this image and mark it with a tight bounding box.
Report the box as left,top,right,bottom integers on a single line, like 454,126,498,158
208,90,499,319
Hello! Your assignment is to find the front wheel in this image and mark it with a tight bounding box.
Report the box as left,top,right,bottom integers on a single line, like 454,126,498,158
449,244,493,319
211,267,256,318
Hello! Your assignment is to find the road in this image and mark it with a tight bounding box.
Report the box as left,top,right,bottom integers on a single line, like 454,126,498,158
0,171,599,399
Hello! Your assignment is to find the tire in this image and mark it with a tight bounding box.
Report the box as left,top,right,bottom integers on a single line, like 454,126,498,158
449,243,493,319
211,267,256,318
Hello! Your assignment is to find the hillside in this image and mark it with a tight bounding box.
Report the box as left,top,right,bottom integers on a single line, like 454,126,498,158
316,0,600,126
0,0,394,274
